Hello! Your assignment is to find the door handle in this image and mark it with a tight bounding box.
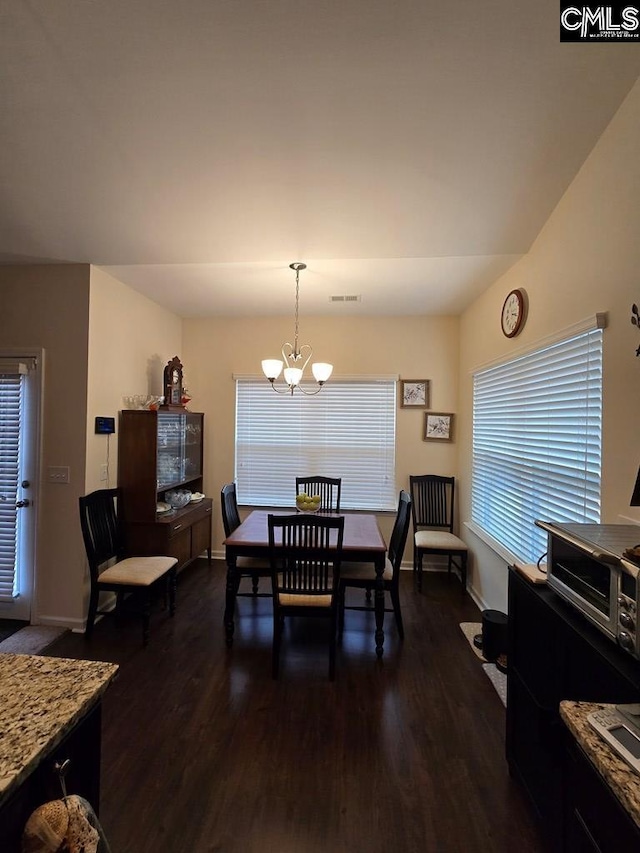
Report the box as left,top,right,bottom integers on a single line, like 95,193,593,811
16,499,31,508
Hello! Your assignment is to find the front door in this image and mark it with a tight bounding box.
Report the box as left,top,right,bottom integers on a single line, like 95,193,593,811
0,353,41,622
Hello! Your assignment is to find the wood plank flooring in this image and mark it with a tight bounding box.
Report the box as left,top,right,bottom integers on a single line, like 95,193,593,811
47,561,547,853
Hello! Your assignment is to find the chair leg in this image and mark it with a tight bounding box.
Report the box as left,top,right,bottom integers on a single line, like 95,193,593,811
85,587,99,639
329,612,337,681
141,592,151,647
390,587,404,639
365,584,372,603
252,572,259,594
460,553,468,596
272,610,282,679
168,568,177,616
338,584,345,638
417,551,424,592
447,555,452,578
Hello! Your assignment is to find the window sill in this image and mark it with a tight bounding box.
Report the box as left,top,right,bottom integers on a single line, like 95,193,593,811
464,520,520,566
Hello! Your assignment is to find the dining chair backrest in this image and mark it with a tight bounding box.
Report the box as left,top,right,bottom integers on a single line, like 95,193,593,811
268,514,345,596
295,476,342,512
220,483,242,537
78,487,126,579
388,490,412,574
409,475,455,533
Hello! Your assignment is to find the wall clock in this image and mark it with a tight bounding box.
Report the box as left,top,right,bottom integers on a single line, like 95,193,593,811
501,289,526,338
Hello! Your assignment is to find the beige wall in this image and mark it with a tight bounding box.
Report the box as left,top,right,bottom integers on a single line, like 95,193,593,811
182,314,460,554
86,268,183,492
0,264,90,627
458,78,640,612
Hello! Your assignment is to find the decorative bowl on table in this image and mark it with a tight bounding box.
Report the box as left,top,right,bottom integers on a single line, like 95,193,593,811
295,493,322,514
190,492,205,503
165,489,192,509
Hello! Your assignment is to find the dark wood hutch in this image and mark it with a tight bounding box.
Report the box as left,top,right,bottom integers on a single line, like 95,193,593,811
117,408,212,572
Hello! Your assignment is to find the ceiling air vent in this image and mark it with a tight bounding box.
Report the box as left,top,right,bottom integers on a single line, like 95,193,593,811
330,295,362,302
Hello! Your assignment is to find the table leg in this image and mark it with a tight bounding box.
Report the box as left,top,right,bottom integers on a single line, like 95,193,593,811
224,557,238,647
374,556,385,658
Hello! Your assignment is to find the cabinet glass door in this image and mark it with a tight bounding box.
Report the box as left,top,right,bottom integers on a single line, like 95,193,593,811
184,413,202,482
156,413,203,491
157,413,185,489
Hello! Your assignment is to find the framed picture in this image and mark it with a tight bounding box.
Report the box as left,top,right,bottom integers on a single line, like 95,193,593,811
424,412,454,442
400,380,430,408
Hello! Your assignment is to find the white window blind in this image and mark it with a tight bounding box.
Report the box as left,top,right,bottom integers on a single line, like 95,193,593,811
472,326,602,564
0,363,27,601
235,378,397,511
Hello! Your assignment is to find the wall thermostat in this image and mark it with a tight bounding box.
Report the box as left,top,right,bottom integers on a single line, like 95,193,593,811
95,417,115,435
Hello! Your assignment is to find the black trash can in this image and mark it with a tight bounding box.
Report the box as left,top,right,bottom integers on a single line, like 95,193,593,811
481,609,508,663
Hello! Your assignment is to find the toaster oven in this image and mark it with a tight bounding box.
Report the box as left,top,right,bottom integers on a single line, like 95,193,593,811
535,521,640,659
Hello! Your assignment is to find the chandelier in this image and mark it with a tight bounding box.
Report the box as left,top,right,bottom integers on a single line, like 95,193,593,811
261,262,333,395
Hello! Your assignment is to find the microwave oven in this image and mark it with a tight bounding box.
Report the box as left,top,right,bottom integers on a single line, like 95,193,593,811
535,521,640,659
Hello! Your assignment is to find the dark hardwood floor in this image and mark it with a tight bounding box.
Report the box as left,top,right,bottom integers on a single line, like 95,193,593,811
47,561,547,853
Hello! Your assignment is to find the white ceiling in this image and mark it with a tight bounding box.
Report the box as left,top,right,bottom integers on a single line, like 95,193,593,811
1,0,638,317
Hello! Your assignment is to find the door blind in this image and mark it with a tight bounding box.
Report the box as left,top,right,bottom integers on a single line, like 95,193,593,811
472,326,603,564
235,378,397,511
0,363,27,600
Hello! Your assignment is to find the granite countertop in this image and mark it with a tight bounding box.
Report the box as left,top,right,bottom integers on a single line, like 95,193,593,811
560,699,640,829
0,654,118,806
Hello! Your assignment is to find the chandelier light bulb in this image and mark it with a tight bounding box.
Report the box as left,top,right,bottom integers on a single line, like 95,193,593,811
262,359,283,381
311,362,333,383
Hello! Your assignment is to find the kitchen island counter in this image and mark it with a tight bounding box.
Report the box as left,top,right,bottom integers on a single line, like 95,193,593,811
561,699,640,848
0,652,117,842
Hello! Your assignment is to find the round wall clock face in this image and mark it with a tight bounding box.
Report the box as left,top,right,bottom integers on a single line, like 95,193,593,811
501,289,525,338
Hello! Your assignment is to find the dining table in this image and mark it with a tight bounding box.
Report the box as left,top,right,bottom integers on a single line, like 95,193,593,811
223,509,389,657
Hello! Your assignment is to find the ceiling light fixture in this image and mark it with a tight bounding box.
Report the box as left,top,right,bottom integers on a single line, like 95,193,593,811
261,262,333,395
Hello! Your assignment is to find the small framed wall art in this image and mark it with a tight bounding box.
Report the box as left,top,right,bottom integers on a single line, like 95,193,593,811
400,379,430,408
424,412,454,442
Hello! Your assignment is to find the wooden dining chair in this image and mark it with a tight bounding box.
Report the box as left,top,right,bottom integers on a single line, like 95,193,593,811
79,488,177,646
338,490,411,638
409,475,468,595
221,483,272,597
268,513,345,680
295,476,342,512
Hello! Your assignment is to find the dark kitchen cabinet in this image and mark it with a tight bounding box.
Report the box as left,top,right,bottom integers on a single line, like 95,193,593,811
506,567,640,850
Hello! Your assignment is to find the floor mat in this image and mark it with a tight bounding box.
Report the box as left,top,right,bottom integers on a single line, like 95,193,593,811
0,625,68,655
460,621,507,707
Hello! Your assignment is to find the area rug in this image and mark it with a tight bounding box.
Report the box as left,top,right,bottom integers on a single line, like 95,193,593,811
0,625,67,655
460,622,507,708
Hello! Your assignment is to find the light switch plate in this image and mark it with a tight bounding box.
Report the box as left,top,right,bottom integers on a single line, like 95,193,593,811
47,466,70,484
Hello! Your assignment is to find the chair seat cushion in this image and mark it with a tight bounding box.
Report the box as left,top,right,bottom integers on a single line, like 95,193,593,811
415,531,468,552
98,556,177,587
340,557,393,582
278,592,333,607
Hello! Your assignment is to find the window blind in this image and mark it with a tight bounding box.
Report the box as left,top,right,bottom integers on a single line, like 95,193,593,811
0,363,27,601
235,378,397,511
472,326,602,564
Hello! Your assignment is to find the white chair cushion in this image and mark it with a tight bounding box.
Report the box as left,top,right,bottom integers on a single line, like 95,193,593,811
98,555,177,587
278,592,333,607
414,531,468,551
340,557,393,582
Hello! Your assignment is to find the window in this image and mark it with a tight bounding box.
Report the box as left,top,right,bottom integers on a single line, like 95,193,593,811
0,356,38,615
472,322,603,564
235,378,396,511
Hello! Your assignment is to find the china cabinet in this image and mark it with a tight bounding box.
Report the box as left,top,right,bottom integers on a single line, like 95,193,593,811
117,410,212,572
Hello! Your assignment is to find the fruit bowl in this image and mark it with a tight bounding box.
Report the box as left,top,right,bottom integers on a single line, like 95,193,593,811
165,489,192,509
295,493,322,514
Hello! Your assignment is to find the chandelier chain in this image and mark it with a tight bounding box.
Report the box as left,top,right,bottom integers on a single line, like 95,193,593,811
293,265,300,355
